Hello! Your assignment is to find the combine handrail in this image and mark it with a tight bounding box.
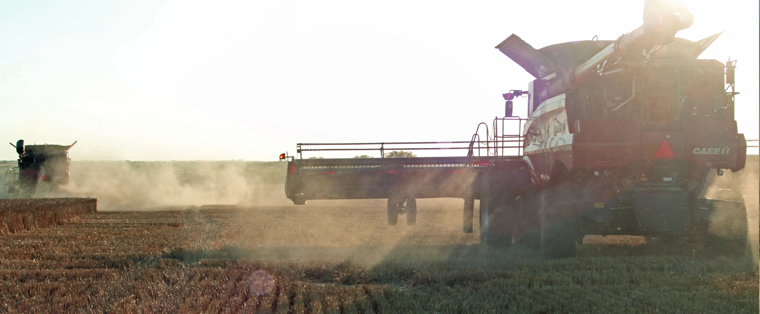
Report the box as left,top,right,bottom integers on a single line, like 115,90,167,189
492,116,526,157
297,140,521,159
295,136,755,159
467,122,490,161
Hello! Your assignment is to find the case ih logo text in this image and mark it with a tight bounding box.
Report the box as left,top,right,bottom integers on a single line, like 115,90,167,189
692,147,730,155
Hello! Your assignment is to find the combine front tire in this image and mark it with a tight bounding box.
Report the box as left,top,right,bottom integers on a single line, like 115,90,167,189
480,171,513,247
515,194,541,249
539,183,578,259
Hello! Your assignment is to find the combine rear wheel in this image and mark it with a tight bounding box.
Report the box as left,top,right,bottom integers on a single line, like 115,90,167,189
702,191,749,257
539,183,578,259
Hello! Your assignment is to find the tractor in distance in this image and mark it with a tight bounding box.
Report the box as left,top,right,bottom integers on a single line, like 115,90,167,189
4,139,77,197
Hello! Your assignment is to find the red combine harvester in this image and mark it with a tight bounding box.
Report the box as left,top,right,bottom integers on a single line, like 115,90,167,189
4,139,77,197
282,0,748,258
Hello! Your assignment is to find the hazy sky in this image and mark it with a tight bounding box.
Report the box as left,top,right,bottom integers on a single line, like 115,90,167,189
1,0,758,161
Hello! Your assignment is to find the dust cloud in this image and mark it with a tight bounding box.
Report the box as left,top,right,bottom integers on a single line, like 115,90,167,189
214,197,484,268
59,161,290,210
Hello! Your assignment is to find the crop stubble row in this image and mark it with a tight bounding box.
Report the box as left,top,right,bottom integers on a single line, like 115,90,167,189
0,198,96,234
0,199,755,313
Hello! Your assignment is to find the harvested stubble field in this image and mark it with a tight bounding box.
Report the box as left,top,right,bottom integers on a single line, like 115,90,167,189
0,195,756,313
0,198,96,234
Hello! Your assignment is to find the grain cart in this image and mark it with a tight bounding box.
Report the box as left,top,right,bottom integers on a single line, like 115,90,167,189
282,0,749,258
6,139,77,197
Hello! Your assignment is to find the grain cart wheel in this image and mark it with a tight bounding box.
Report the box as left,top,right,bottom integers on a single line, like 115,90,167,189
386,196,401,226
479,171,513,247
406,197,417,226
463,196,475,233
539,183,578,259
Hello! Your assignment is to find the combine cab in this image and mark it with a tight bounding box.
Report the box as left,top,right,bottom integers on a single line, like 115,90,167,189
4,139,77,197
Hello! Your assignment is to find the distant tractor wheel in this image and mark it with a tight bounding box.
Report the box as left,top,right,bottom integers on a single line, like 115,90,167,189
539,183,578,259
387,197,401,226
293,194,306,205
480,171,513,247
463,196,475,233
406,197,417,226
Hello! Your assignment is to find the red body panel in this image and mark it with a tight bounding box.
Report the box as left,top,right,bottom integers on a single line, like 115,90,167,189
526,115,743,183
641,132,686,161
682,120,741,169
574,120,642,169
